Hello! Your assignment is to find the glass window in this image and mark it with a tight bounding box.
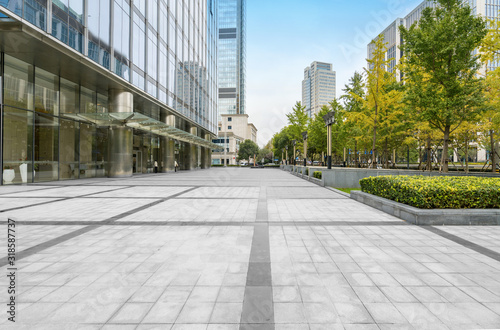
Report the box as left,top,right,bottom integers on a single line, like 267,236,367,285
81,86,96,113
34,113,59,182
148,0,157,30
34,67,59,115
148,29,158,80
79,123,95,178
3,54,34,110
59,118,79,180
60,78,79,113
0,0,23,16
2,106,33,184
23,0,46,30
133,12,146,70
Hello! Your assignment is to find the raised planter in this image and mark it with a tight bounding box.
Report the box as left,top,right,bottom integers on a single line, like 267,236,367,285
3,169,15,184
350,191,500,225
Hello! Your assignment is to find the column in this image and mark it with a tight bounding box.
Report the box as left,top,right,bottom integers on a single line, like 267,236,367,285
201,133,212,169
187,127,198,170
108,90,133,177
160,113,175,172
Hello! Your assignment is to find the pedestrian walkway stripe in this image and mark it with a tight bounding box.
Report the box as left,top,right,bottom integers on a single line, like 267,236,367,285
2,220,407,226
0,187,198,268
240,223,274,329
422,226,500,263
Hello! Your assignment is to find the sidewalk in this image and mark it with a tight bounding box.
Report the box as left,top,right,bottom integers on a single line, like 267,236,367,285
0,168,499,329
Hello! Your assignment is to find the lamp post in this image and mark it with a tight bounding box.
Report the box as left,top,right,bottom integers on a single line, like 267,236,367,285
323,111,335,169
285,145,288,165
292,140,297,165
302,131,308,167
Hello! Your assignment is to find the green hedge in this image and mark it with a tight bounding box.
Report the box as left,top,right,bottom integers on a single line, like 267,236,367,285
305,168,309,175
359,175,500,209
313,171,322,179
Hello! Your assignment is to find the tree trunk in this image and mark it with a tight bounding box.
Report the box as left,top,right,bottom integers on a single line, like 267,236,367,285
372,105,377,169
491,130,496,173
442,126,450,173
465,134,469,174
426,136,432,172
384,138,389,169
354,140,359,168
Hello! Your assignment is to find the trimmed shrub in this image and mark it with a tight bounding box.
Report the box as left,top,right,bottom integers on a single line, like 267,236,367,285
359,175,500,209
305,168,309,175
313,171,322,179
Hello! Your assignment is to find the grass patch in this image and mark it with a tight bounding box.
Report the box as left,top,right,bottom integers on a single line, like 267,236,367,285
360,175,500,209
335,188,361,194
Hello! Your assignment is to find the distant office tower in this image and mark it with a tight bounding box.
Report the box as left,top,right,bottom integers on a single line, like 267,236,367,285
302,62,336,118
218,0,246,116
368,0,499,80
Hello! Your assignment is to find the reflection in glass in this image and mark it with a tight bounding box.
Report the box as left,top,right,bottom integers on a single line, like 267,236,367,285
60,78,79,113
34,67,59,115
59,118,79,180
79,123,95,178
2,107,33,184
4,54,34,110
34,113,59,182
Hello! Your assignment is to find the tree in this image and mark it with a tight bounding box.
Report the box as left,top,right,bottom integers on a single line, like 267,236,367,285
342,72,366,167
257,148,273,164
351,35,403,168
480,14,500,172
399,0,487,172
237,140,259,164
286,101,309,142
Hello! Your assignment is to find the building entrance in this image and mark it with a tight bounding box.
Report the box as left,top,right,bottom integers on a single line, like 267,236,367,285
133,151,142,174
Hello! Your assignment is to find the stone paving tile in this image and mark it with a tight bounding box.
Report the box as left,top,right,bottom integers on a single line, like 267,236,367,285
0,197,63,211
2,198,160,222
89,186,193,198
3,185,128,198
268,199,403,222
0,168,499,329
0,225,85,258
117,198,258,222
180,187,260,199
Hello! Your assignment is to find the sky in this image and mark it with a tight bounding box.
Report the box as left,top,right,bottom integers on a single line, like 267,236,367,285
246,0,425,147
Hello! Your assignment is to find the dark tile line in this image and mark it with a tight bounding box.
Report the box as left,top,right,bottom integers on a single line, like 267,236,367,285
0,186,132,213
240,223,274,328
0,220,407,226
0,187,198,268
421,226,500,263
240,189,273,327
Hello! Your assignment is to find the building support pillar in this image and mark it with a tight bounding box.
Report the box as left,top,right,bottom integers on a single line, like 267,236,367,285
108,90,133,177
201,133,212,169
188,127,198,170
161,114,176,172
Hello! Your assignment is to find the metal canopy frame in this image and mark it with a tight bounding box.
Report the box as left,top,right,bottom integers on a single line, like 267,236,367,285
62,112,222,150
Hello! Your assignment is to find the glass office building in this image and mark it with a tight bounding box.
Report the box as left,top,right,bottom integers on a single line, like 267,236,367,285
217,0,245,116
0,0,220,185
302,61,336,118
368,0,499,80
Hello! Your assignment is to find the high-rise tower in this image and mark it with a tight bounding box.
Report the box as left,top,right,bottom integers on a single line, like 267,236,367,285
302,61,337,118
218,0,246,116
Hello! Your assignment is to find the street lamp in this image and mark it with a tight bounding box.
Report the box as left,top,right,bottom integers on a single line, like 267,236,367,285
285,145,288,165
323,111,335,169
302,131,308,167
292,140,297,165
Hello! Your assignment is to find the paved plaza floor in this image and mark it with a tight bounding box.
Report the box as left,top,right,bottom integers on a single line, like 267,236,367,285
0,168,500,329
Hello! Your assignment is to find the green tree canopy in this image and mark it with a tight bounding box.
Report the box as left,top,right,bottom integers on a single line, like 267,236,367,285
399,0,487,172
238,140,259,162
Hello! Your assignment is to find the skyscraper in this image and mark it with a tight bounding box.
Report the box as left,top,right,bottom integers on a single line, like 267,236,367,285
0,0,220,184
302,61,337,118
368,0,499,80
218,0,246,116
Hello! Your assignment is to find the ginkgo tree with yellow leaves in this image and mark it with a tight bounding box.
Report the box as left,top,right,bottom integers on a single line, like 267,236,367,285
399,0,488,172
480,13,500,172
350,35,404,168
